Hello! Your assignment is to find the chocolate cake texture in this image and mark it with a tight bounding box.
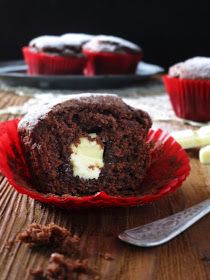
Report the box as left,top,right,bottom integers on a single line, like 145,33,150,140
18,94,152,196
17,223,80,255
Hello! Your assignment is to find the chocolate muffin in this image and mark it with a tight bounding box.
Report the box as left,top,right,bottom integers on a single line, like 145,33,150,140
163,57,210,121
82,35,142,75
23,34,94,75
18,94,152,196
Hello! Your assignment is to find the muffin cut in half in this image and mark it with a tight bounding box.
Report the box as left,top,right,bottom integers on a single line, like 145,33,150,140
18,94,152,196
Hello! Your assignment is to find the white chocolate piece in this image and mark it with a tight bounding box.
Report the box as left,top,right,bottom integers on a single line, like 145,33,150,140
70,135,104,180
171,126,210,149
199,145,210,164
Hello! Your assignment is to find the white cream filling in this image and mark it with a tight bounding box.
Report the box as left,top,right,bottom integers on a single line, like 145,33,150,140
70,134,104,180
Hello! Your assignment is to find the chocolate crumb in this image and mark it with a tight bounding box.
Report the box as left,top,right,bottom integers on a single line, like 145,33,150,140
17,223,80,255
4,240,15,250
30,268,45,279
99,252,114,261
30,253,99,280
45,253,88,279
201,255,210,263
88,165,96,170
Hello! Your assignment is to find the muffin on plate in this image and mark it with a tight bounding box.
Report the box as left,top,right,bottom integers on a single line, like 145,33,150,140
23,34,94,75
18,94,152,196
163,57,210,122
82,35,142,76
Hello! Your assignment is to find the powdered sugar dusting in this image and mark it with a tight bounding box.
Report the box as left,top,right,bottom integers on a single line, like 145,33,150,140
29,34,95,52
83,35,141,53
61,33,94,47
18,93,117,129
29,36,65,51
169,57,210,79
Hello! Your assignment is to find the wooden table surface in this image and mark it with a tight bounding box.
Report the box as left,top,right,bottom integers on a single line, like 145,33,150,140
0,84,210,280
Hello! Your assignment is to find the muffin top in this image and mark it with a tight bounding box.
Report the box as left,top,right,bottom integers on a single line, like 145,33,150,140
29,35,64,52
82,35,142,54
29,34,94,56
18,94,118,130
61,33,94,47
169,57,210,79
18,93,151,131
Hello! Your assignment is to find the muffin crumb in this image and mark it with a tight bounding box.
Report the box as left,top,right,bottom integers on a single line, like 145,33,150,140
30,253,99,280
4,239,15,250
17,223,80,255
30,268,45,279
99,252,114,260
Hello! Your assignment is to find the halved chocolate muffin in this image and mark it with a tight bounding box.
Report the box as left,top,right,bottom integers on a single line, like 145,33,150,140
18,94,152,196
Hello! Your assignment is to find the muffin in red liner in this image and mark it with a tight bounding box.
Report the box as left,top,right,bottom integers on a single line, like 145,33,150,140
23,47,86,75
0,119,190,209
163,57,210,122
82,35,142,76
83,50,142,76
163,75,210,122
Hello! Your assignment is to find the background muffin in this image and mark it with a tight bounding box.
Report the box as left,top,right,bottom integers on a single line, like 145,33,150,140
61,33,94,55
163,57,210,122
23,34,94,75
18,94,152,196
82,35,142,76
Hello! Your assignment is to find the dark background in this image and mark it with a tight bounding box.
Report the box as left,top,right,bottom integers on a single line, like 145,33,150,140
1,0,210,68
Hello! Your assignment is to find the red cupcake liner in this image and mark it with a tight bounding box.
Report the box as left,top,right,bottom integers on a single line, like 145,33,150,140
163,75,210,122
83,49,142,76
22,47,86,75
0,119,190,209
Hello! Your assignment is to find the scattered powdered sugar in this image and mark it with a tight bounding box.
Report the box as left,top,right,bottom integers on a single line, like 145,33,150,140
124,95,177,121
169,56,210,79
0,103,32,115
83,35,141,53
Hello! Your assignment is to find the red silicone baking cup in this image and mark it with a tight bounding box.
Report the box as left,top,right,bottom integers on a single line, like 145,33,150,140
22,47,86,75
0,119,190,209
83,49,142,76
163,75,210,122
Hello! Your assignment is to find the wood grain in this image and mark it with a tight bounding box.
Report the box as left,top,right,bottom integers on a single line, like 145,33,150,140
0,89,210,280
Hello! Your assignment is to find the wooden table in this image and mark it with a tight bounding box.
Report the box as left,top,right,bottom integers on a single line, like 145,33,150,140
0,82,210,280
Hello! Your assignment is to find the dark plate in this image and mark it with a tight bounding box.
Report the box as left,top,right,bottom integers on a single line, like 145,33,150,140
0,60,164,89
